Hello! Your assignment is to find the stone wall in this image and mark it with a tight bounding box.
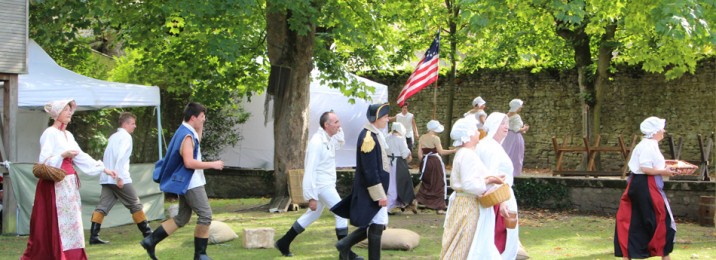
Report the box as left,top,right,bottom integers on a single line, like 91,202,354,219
363,59,716,171
205,169,716,222
516,176,716,222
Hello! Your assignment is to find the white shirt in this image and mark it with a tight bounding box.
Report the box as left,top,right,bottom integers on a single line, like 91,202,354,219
395,112,414,137
386,133,410,159
302,127,345,201
39,127,104,175
464,110,488,129
101,128,133,184
182,122,206,189
450,148,489,196
476,138,514,186
628,138,666,174
508,114,523,132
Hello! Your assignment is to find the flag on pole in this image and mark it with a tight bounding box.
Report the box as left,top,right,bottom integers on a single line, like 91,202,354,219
397,33,440,107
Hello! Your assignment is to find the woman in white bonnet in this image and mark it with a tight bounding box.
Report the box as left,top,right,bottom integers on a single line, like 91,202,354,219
501,99,529,177
415,120,456,214
440,117,503,259
385,122,417,214
463,96,488,138
614,116,678,260
477,112,525,260
22,99,117,260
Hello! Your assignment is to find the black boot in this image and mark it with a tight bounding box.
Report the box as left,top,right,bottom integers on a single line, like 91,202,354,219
194,237,211,260
336,228,364,260
336,228,367,260
275,222,304,257
89,222,109,245
140,225,169,260
368,224,385,260
137,221,153,238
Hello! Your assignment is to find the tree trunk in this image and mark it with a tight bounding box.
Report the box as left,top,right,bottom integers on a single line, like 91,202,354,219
266,3,315,201
556,21,594,169
591,22,618,170
443,0,459,153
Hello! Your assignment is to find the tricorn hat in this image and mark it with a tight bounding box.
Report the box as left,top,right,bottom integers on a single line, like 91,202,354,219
367,103,390,123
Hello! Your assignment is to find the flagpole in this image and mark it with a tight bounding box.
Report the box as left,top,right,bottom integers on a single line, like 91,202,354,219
432,80,438,120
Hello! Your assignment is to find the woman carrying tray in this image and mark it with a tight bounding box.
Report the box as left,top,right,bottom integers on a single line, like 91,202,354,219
614,116,681,260
440,117,505,259
22,99,118,260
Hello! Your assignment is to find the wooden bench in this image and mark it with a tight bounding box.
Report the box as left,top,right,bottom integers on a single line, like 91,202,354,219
553,135,638,178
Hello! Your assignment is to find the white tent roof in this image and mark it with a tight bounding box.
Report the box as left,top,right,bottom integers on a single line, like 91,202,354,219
18,40,160,109
219,69,389,169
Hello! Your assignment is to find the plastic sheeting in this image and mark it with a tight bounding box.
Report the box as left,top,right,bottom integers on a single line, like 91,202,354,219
218,70,389,169
8,163,163,235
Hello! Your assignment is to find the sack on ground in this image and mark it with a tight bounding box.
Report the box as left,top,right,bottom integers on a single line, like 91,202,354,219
208,220,238,244
357,228,420,250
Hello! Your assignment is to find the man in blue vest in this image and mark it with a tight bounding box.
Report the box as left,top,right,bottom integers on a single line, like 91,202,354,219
332,103,390,260
141,102,224,260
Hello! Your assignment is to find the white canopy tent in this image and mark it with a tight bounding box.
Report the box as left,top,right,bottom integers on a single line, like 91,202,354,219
1,40,164,235
219,69,389,169
13,40,163,162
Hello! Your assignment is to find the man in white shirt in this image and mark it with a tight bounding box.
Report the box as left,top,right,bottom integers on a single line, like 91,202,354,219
275,111,362,259
391,103,419,151
90,112,153,245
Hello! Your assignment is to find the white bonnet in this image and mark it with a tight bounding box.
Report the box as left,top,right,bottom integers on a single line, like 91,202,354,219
472,96,486,107
426,120,444,133
640,116,666,138
391,122,406,136
508,99,523,112
451,117,478,147
484,112,508,139
44,99,76,119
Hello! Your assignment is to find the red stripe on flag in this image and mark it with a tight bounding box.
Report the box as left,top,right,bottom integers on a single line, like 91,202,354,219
397,56,439,106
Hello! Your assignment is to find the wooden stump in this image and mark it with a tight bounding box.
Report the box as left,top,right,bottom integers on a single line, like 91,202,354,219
243,228,275,249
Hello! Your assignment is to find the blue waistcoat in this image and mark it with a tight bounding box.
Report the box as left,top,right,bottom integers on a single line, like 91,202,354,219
153,124,199,195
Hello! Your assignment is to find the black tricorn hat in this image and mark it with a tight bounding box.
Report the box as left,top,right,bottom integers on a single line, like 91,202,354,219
367,103,390,123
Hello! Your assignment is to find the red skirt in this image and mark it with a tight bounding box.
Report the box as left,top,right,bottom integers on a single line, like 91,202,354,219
614,174,675,258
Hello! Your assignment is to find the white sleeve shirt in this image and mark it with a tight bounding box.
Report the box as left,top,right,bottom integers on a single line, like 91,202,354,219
101,128,133,184
476,138,514,186
39,127,105,176
302,128,339,201
450,148,489,196
628,138,666,174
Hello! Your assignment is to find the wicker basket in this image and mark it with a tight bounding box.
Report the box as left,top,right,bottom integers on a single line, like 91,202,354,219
665,160,699,176
287,169,308,206
32,163,66,182
478,176,511,207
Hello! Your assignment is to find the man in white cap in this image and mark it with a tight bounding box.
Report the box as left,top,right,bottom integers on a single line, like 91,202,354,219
332,103,391,260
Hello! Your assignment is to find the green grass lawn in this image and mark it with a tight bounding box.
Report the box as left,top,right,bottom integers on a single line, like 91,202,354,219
1,198,714,259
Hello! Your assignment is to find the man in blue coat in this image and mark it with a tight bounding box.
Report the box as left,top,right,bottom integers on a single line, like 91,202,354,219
332,103,390,260
141,102,224,260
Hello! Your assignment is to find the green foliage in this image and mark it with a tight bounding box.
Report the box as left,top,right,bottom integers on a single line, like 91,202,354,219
514,179,572,210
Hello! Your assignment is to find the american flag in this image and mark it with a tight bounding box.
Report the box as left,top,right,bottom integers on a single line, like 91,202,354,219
397,34,440,107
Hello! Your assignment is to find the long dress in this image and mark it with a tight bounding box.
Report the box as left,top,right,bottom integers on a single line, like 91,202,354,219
477,137,519,259
441,148,501,259
415,134,447,210
502,114,525,177
614,138,676,258
22,127,104,260
386,133,415,210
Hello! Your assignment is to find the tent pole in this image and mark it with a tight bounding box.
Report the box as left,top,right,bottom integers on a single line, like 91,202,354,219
156,106,163,159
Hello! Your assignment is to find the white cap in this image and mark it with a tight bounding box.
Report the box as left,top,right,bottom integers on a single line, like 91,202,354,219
426,120,444,133
484,112,508,140
508,99,523,112
451,117,478,147
640,116,666,138
391,122,406,136
472,96,486,107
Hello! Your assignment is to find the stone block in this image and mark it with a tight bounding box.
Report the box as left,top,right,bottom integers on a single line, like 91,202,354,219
243,228,275,249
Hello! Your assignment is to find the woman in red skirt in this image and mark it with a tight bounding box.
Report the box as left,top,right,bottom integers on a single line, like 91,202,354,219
614,116,678,259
